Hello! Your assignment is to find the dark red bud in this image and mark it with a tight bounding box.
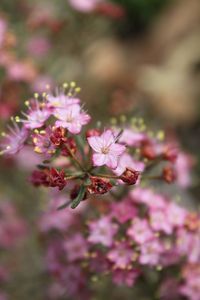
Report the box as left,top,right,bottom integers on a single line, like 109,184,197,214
162,166,176,184
163,147,178,162
86,129,101,139
61,137,77,156
141,143,156,160
120,168,140,185
50,127,67,146
87,177,112,195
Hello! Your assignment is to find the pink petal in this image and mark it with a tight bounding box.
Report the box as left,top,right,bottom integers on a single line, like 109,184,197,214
110,143,126,155
101,130,115,147
79,113,91,125
88,136,103,152
92,153,107,166
106,154,118,169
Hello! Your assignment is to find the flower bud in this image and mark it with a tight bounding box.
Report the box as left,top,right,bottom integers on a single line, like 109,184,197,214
50,127,67,146
86,129,101,138
162,166,176,183
61,137,77,156
141,142,156,160
120,168,140,185
87,177,112,195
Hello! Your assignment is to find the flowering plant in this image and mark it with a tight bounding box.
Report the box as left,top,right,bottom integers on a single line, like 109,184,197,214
0,82,185,209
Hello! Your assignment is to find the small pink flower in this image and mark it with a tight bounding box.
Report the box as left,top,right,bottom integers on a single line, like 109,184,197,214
149,208,173,235
47,92,80,113
32,127,56,157
87,129,126,169
18,99,51,129
107,241,133,269
127,217,154,244
112,268,140,287
175,152,192,188
111,199,137,224
55,104,91,134
68,0,101,12
0,121,28,155
63,233,88,262
88,216,118,247
119,128,147,147
167,202,186,227
114,153,145,176
139,240,163,266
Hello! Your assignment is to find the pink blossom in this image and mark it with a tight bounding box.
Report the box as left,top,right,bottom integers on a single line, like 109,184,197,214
27,36,51,57
112,268,140,287
0,121,28,155
88,216,118,247
68,0,101,12
32,127,56,157
47,92,80,112
55,104,91,134
111,199,137,224
167,202,186,227
114,153,145,176
149,208,173,234
175,152,192,187
130,188,166,210
107,241,133,269
127,217,154,244
87,129,126,169
119,128,147,147
139,240,163,266
63,233,88,261
0,18,7,48
18,100,51,129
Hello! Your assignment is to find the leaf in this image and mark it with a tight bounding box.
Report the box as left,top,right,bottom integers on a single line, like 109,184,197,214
71,185,86,209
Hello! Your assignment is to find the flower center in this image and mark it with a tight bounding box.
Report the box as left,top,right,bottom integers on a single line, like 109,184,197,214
101,147,109,154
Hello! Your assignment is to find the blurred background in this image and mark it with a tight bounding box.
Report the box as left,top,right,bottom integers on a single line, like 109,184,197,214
0,0,199,299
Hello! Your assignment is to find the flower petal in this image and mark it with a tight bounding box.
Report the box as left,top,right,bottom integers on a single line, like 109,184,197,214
92,153,107,166
88,136,103,152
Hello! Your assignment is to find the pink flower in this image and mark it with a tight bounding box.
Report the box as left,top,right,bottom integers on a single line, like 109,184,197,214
175,152,192,188
17,99,51,129
167,202,186,227
32,127,56,157
119,128,147,147
130,188,166,210
139,240,163,266
112,268,140,287
87,129,126,169
55,104,91,134
0,121,28,155
88,216,118,247
149,208,173,234
47,92,80,113
107,241,133,269
114,153,145,176
63,233,88,261
27,36,51,57
127,217,154,244
111,199,137,224
68,0,101,12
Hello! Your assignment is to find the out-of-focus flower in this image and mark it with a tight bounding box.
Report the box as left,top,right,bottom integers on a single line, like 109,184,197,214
0,121,28,155
88,129,126,169
16,99,51,129
68,0,101,12
26,36,51,57
55,104,91,134
32,127,56,156
107,241,133,269
127,217,154,244
63,233,88,261
88,216,118,247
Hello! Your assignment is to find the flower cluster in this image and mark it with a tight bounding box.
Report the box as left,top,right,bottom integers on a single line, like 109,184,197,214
38,187,199,299
0,83,191,209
